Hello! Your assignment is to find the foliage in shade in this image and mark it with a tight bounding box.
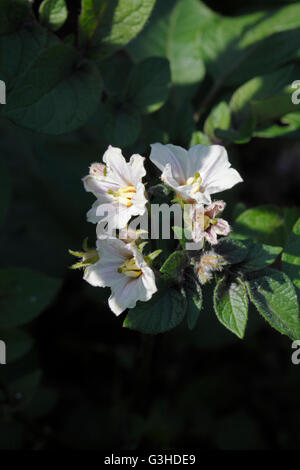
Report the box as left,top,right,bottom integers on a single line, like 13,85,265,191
0,329,34,363
39,0,68,31
128,0,213,85
79,0,156,60
214,277,248,339
0,268,62,329
233,205,285,246
0,0,31,34
123,288,187,334
1,38,102,135
127,58,171,114
184,271,203,330
0,156,11,227
282,218,300,295
160,251,188,281
1,0,300,450
247,269,300,340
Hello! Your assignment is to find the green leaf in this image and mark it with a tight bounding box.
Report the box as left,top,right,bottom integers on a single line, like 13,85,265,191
240,243,282,272
0,26,53,89
128,0,213,85
233,205,285,246
127,57,171,114
214,238,250,265
214,276,248,339
189,131,211,146
123,288,187,334
217,237,282,272
200,5,300,87
0,156,11,227
172,226,186,249
0,0,31,34
204,101,231,141
7,369,42,405
284,207,300,236
247,268,300,339
232,202,247,220
160,251,187,281
0,268,62,328
0,133,99,276
157,100,195,146
216,114,255,144
1,28,102,134
0,329,34,363
39,0,68,32
99,100,141,147
184,271,202,330
231,66,296,125
100,53,133,96
150,183,173,198
282,218,300,294
254,112,300,139
79,0,156,60
226,65,299,140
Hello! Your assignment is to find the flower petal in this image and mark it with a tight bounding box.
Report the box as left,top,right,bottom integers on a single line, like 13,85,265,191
82,174,119,198
109,278,137,315
103,146,145,187
84,238,131,289
97,236,132,261
102,146,130,185
109,265,157,315
160,163,183,192
205,168,243,195
187,144,228,178
187,144,243,195
84,260,122,287
204,226,219,245
91,202,135,229
150,143,186,184
205,200,226,218
122,243,157,302
128,154,146,185
131,182,147,216
214,218,231,236
140,267,157,300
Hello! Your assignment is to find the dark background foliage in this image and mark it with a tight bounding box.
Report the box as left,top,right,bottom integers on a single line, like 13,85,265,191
0,0,300,450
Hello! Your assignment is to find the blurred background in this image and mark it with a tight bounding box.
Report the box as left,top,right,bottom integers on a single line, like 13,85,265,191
1,0,300,450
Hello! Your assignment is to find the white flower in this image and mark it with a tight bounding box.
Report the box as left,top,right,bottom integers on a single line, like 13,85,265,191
83,146,147,230
189,201,231,245
83,237,157,316
118,227,148,244
150,143,243,204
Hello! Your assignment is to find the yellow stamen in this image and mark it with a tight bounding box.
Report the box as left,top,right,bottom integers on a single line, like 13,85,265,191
185,172,202,194
203,215,211,230
203,215,218,230
118,257,142,278
108,185,136,207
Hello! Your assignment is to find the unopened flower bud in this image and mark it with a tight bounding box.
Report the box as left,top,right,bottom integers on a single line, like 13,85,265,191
195,250,227,284
69,241,99,270
89,162,106,178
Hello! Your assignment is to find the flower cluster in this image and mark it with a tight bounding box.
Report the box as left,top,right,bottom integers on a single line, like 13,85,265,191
70,143,242,317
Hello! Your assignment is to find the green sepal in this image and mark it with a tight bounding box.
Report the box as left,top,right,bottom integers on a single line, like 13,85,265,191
68,249,84,258
145,249,162,264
